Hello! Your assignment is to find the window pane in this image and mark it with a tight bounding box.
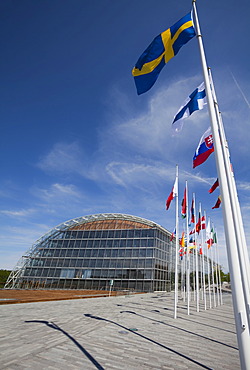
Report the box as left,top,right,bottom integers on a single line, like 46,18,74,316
95,259,103,268
66,249,73,257
60,269,75,278
111,249,118,257
72,249,79,257
91,249,98,258
114,230,121,238
82,269,92,278
108,230,114,238
118,249,125,257
121,230,127,238
85,249,91,257
102,260,110,268
78,249,85,257
139,249,146,257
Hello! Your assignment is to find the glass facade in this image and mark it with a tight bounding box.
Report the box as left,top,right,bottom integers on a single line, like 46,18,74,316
5,214,209,292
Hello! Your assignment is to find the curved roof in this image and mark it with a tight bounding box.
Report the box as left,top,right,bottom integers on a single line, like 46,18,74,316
35,213,168,247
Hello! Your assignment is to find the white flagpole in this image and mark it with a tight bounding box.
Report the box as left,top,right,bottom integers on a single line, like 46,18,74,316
206,214,212,309
174,164,179,319
181,237,184,300
215,228,223,305
186,182,191,315
211,243,216,308
209,68,250,317
182,234,186,302
192,241,196,301
192,194,197,303
201,209,207,310
194,196,199,312
212,223,220,306
192,2,250,368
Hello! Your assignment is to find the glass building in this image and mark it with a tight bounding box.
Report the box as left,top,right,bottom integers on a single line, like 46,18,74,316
5,213,209,292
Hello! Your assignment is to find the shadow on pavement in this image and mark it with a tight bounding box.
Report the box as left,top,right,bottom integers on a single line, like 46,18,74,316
116,302,236,334
119,310,238,350
84,313,213,370
25,320,104,370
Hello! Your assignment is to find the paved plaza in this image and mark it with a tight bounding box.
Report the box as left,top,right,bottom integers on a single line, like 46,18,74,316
0,292,239,369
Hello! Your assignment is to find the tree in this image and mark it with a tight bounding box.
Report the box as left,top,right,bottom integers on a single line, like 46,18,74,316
0,270,11,288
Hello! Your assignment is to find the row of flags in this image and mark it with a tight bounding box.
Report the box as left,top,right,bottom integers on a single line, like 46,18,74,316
178,216,217,258
167,177,218,258
167,180,219,254
166,176,221,213
132,10,221,212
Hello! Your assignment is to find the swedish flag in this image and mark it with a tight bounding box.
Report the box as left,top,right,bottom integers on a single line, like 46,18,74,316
132,12,196,95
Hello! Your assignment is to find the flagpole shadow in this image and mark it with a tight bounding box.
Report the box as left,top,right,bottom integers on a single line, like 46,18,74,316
119,310,238,350
116,302,235,335
25,320,104,370
84,313,213,370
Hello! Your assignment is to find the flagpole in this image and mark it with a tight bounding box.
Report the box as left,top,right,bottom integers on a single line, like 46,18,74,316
212,222,220,306
192,2,250,368
186,181,191,315
192,194,196,303
215,228,223,305
206,214,212,309
180,229,185,301
194,195,199,312
209,68,250,317
174,164,179,319
181,238,185,302
201,209,207,310
211,242,216,308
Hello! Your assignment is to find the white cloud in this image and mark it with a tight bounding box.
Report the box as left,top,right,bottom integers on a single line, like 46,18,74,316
32,183,82,201
37,142,86,176
0,208,35,218
237,181,250,192
104,77,210,159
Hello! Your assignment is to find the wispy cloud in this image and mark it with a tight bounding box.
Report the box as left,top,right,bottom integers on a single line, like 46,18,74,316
34,183,82,200
104,77,210,162
0,208,35,218
230,70,250,109
237,181,250,192
37,142,86,176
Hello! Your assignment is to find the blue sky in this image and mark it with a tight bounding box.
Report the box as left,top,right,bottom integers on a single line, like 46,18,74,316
1,0,250,272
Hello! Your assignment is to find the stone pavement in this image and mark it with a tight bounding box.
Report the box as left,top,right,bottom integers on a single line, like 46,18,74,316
0,292,239,369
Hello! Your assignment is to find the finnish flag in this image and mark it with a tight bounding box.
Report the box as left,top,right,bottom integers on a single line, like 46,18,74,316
172,82,207,133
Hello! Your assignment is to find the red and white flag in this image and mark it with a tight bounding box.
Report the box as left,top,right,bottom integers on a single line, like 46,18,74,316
166,178,178,210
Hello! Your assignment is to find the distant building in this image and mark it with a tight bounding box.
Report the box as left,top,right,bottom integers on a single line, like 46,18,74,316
5,213,208,292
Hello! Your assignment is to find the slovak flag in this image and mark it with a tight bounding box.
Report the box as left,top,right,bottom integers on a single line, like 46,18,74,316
166,178,178,210
193,127,214,168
